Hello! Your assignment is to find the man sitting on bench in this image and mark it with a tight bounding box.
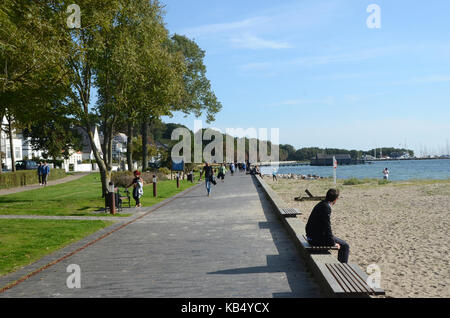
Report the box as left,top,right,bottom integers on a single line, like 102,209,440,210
305,189,350,263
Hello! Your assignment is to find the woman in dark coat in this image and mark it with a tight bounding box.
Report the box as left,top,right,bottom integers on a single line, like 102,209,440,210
127,170,144,208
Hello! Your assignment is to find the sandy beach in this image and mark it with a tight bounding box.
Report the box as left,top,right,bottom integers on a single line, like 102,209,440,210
265,176,450,298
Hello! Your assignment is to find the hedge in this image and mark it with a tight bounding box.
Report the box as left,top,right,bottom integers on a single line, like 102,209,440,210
0,169,67,189
111,171,168,188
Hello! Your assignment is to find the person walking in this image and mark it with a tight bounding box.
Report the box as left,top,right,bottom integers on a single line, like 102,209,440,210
37,162,43,185
305,189,350,263
230,162,235,176
217,163,227,182
272,168,278,181
41,162,50,186
382,168,389,180
199,162,214,196
127,170,144,207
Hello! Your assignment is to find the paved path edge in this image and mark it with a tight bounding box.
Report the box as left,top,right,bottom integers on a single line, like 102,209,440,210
0,182,202,293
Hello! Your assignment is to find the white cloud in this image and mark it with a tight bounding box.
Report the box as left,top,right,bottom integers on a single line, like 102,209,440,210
230,34,292,50
182,17,271,38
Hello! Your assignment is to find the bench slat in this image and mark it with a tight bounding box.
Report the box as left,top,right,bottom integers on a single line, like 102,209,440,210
347,263,385,295
317,263,346,294
280,208,301,217
299,235,339,251
318,263,385,296
327,263,356,293
330,263,366,293
338,263,372,293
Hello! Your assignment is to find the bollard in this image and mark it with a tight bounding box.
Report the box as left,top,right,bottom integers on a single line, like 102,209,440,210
153,175,157,197
176,173,180,188
108,182,116,215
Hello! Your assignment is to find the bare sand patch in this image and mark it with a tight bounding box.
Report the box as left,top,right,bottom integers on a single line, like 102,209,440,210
265,177,450,298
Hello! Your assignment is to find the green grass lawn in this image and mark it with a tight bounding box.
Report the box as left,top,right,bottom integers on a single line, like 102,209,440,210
0,219,113,276
0,173,198,216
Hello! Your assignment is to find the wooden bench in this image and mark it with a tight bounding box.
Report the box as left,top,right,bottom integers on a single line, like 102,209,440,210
299,235,339,251
295,189,326,202
317,262,385,296
280,208,301,218
118,188,131,209
104,188,130,213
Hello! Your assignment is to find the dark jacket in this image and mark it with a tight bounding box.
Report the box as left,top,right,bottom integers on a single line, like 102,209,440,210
203,165,213,179
305,200,335,246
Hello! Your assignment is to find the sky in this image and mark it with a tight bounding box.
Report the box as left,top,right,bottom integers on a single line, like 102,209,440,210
160,0,450,156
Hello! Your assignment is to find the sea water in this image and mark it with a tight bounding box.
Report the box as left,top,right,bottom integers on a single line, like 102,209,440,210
260,159,450,181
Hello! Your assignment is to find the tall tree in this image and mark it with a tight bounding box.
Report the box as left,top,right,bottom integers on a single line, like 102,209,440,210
0,1,69,171
139,34,223,170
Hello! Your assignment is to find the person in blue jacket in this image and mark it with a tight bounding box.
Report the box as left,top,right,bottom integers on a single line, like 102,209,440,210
42,161,50,186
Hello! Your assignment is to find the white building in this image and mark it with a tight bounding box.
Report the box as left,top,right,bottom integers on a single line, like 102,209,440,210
1,116,23,170
77,126,103,161
1,118,130,172
21,137,45,160
112,133,127,160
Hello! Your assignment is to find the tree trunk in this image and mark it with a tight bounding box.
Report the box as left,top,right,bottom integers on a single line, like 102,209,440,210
7,115,15,172
127,121,133,172
141,117,148,171
86,126,110,197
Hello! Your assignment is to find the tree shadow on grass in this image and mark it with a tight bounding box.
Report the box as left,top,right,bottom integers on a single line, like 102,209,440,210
0,199,34,204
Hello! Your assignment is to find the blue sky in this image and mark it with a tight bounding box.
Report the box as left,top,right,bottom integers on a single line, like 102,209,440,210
160,0,450,156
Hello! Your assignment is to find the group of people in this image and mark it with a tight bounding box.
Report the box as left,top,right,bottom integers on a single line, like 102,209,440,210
199,161,251,196
228,162,248,175
37,162,50,186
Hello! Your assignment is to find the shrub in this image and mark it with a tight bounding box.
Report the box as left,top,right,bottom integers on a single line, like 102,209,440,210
342,178,375,185
0,169,67,189
158,167,171,175
111,171,168,188
343,178,366,185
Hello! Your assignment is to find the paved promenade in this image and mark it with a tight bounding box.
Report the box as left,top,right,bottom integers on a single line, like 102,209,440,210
0,173,321,297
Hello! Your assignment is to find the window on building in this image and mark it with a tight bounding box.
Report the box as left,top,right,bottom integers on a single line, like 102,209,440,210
15,147,21,159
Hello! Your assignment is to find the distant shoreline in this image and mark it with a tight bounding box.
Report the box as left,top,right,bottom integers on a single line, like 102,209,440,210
259,157,450,167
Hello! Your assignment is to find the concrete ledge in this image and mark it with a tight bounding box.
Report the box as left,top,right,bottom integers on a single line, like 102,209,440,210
254,175,372,298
